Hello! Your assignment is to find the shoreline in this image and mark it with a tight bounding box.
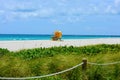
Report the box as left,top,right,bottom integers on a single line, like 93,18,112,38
0,38,120,51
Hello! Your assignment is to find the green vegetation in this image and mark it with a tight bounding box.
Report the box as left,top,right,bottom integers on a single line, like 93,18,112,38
0,44,120,80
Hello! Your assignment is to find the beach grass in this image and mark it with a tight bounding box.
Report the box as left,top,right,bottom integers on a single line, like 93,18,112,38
0,44,120,80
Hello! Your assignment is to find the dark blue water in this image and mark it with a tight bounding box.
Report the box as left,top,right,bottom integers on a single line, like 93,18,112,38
0,34,120,41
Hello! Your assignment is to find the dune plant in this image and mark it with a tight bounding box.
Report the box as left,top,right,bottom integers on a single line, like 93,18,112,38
0,44,120,80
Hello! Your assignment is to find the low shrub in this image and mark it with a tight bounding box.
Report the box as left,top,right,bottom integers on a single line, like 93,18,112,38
0,48,9,57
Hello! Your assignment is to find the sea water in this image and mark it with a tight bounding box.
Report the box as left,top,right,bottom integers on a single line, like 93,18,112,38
0,34,120,41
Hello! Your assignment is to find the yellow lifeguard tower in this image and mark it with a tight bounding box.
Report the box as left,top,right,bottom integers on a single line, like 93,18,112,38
52,30,62,41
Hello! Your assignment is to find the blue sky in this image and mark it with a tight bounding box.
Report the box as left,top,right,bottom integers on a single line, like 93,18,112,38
0,0,120,35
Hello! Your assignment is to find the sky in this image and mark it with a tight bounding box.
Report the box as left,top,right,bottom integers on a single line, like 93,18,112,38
0,0,120,35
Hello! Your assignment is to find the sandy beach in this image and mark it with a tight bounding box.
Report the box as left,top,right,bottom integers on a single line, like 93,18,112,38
0,38,120,51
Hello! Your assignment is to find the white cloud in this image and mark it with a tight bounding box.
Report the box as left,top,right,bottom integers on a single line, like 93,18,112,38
14,8,54,18
115,0,120,7
0,0,120,23
105,5,118,14
0,10,4,14
67,17,81,23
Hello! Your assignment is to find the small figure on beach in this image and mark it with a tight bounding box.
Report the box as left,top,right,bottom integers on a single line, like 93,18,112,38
51,30,62,41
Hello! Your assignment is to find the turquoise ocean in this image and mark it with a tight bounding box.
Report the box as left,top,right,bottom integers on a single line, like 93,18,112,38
0,34,120,41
